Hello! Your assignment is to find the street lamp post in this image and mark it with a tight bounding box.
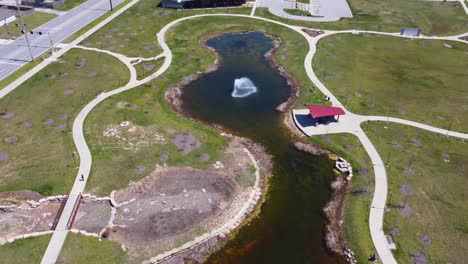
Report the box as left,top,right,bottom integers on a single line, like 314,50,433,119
109,0,113,11
14,0,34,62
38,31,54,53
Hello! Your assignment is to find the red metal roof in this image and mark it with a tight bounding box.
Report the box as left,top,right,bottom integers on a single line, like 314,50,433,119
307,104,345,118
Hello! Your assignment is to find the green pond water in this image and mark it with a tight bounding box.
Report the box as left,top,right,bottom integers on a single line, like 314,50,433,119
182,32,343,264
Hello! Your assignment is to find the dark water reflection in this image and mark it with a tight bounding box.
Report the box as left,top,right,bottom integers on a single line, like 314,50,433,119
181,32,343,264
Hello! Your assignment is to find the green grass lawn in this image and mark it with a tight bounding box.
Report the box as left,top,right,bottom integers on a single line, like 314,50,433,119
84,16,328,195
283,8,311,17
0,235,51,264
308,134,375,262
134,58,164,80
314,34,468,132
2,12,57,39
365,122,468,263
81,0,251,58
0,49,129,195
57,234,125,264
255,0,468,35
55,0,89,11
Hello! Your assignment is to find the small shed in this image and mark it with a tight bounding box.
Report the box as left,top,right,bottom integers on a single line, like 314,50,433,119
0,8,16,26
400,28,421,37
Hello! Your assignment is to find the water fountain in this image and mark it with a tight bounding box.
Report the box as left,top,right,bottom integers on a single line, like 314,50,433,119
232,77,257,98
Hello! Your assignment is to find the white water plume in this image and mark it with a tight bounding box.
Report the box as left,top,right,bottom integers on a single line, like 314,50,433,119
232,77,257,98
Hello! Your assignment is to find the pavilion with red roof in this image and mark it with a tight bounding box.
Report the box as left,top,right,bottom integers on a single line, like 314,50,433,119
306,104,345,125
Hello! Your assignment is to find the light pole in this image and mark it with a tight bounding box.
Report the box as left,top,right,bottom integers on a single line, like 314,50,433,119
14,0,34,62
38,31,54,53
109,0,113,11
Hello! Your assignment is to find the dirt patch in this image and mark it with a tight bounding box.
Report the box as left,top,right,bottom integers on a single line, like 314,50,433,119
398,204,413,216
419,233,431,245
409,138,423,147
134,165,146,174
143,64,156,72
0,202,59,240
74,202,111,234
23,122,33,128
160,154,169,162
388,227,400,236
199,153,210,161
404,167,416,175
0,152,9,161
4,136,18,143
64,89,74,95
411,252,428,264
75,58,87,68
0,112,15,119
400,184,414,196
43,118,54,125
170,132,201,155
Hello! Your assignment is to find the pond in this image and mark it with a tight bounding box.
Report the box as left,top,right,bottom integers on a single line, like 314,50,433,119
181,31,343,264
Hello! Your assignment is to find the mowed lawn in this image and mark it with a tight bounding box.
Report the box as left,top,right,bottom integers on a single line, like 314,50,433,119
81,0,251,58
3,12,57,39
0,235,51,264
84,15,328,195
255,0,468,35
365,122,468,263
57,234,125,264
308,134,375,262
314,34,468,132
0,49,129,195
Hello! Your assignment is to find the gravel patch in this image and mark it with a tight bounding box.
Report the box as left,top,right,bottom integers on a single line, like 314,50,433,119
64,89,74,95
23,122,33,128
134,165,146,174
1,112,15,119
0,152,9,161
4,136,18,143
43,119,54,125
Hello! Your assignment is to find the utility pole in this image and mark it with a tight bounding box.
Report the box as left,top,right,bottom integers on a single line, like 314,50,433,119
109,0,113,11
14,0,34,62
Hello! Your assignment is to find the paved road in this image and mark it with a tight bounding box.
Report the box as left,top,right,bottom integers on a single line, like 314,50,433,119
0,0,125,81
